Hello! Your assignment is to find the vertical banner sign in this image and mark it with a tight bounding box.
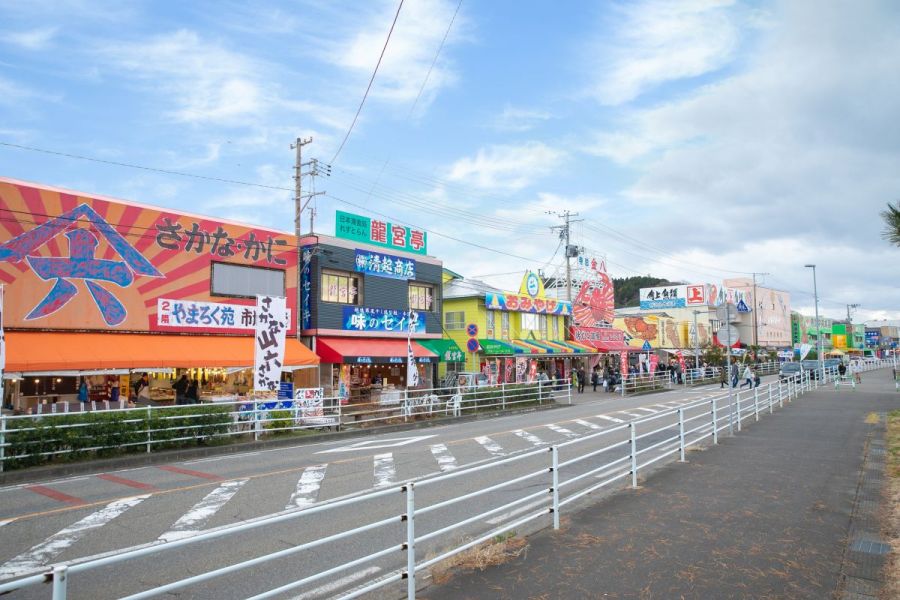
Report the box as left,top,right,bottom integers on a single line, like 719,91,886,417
254,295,288,392
620,351,629,378
675,350,687,373
0,286,5,405
649,354,659,374
406,337,420,388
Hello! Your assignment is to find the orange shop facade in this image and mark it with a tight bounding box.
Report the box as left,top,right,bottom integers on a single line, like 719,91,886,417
0,177,318,413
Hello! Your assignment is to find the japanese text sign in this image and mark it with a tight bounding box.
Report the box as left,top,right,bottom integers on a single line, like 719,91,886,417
157,298,290,333
254,295,288,392
354,249,416,280
484,293,572,316
335,210,427,255
639,286,687,309
342,306,426,333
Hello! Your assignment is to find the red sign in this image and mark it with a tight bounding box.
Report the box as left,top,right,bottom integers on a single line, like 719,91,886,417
675,350,687,372
620,351,628,377
649,354,659,373
686,284,707,305
569,326,625,348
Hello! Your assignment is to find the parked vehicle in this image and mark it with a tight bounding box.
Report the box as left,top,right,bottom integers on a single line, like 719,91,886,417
779,362,803,380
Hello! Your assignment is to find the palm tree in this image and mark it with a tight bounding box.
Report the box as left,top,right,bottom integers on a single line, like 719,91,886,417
882,201,900,246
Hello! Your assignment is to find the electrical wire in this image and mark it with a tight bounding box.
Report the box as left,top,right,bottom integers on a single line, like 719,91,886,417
407,0,462,119
329,0,405,165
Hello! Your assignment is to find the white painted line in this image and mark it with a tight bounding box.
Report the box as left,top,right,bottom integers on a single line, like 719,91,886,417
159,479,248,542
290,566,381,600
486,499,547,525
546,424,579,439
430,444,458,472
184,453,260,465
373,453,396,489
286,465,327,509
574,419,603,431
0,494,149,580
595,414,624,424
317,435,436,454
653,404,676,410
513,429,547,446
619,412,643,418
632,407,658,414
475,436,505,458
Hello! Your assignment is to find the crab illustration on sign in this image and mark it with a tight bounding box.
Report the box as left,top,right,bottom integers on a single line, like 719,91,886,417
0,203,163,326
573,258,615,328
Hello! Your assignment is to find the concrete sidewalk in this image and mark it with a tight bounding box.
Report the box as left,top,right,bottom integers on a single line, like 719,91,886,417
423,371,898,600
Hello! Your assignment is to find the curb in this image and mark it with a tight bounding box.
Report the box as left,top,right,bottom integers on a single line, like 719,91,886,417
0,402,566,485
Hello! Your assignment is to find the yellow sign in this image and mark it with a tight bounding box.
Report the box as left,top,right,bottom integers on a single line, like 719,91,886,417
833,334,847,349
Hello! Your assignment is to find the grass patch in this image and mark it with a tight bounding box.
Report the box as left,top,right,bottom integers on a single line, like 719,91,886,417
885,410,899,600
430,531,528,585
865,412,881,425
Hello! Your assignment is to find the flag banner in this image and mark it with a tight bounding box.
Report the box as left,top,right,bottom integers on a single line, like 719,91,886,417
254,295,288,392
407,337,420,388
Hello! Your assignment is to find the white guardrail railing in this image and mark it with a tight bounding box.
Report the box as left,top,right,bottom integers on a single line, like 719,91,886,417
622,361,780,394
2,358,893,599
0,381,572,472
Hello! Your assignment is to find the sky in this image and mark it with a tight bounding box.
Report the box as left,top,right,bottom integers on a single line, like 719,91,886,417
1,0,899,323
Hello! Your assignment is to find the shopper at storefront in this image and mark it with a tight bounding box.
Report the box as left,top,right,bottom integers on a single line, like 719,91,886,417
591,367,599,392
577,366,586,393
187,379,200,404
78,380,89,405
173,374,190,405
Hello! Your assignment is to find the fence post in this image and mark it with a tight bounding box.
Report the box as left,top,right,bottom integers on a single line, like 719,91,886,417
630,422,638,488
779,381,784,408
711,397,718,444
754,387,759,422
51,564,68,600
736,391,742,432
567,379,572,405
501,381,506,410
551,446,560,530
768,385,773,414
254,402,260,441
406,482,416,599
537,380,542,407
0,415,5,473
678,408,685,462
146,406,152,453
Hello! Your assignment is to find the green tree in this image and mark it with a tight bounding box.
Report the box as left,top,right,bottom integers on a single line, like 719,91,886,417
881,201,900,246
612,276,680,307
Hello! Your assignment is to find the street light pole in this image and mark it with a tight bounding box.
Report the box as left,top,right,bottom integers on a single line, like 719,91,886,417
725,301,734,435
805,264,824,379
693,310,700,369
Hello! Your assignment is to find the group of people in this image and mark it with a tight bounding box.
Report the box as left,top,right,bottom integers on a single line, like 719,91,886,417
720,363,761,389
171,374,201,405
837,361,863,384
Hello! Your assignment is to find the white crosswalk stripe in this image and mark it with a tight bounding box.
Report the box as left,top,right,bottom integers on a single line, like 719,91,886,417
159,479,248,542
430,444,458,471
546,424,579,439
0,494,149,580
632,407,658,414
475,436,505,457
286,465,327,509
513,429,547,446
373,453,397,488
596,414,624,424
620,412,643,418
574,418,603,431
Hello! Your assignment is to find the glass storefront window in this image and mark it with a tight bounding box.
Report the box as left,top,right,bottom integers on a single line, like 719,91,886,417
321,270,361,305
409,283,434,311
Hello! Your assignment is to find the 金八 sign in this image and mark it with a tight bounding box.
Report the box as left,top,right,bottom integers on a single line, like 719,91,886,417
335,210,427,255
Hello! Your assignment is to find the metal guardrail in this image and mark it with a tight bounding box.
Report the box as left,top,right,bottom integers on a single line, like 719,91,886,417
622,361,780,394
4,360,893,598
0,381,572,472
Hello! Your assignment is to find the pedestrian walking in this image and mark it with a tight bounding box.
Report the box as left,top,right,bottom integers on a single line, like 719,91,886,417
173,374,189,405
739,364,753,389
753,370,761,387
851,361,862,384
577,367,586,393
719,366,727,389
78,380,89,405
591,368,599,392
730,363,739,388
838,362,847,379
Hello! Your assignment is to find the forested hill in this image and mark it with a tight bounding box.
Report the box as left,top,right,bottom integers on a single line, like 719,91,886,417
613,276,683,307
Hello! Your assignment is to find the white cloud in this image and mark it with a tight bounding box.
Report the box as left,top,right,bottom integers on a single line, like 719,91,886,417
446,142,566,192
587,0,741,105
2,26,58,50
492,105,554,132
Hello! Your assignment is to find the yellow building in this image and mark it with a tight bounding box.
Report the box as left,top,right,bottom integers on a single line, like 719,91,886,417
442,270,593,382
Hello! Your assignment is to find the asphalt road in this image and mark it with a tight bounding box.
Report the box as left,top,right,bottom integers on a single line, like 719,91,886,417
0,376,785,599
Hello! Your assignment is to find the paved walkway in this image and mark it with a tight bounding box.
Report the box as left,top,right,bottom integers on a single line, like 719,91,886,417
423,370,898,600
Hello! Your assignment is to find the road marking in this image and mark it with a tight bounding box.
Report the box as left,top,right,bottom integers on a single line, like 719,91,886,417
24,485,86,506
373,453,396,488
159,479,248,542
653,404,675,410
632,407,658,414
290,566,381,600
97,474,157,491
574,419,603,431
513,429,547,446
475,436,505,457
158,465,222,481
596,415,625,424
286,465,327,509
0,494,148,580
546,424,579,439
430,444,458,471
486,499,547,525
317,435,436,454
619,412,643,418
184,452,260,465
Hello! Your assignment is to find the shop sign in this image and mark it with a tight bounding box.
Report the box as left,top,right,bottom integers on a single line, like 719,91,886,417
619,351,628,377
157,298,291,332
278,382,294,400
865,331,880,346
301,246,313,330
354,249,415,280
444,348,464,362
573,258,615,327
569,326,625,346
685,284,707,305
347,355,431,364
342,307,425,333
485,271,572,316
335,210,427,255
675,350,687,373
295,387,338,424
254,295,288,392
639,286,686,309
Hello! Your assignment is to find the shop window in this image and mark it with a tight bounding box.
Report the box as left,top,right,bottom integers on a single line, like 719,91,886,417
501,312,510,339
445,311,465,330
539,314,548,339
409,283,434,311
521,313,539,331
485,311,495,338
211,262,286,298
321,269,362,305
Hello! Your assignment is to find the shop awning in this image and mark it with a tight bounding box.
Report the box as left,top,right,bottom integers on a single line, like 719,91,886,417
592,340,641,352
477,339,521,355
316,337,437,364
416,339,465,362
562,340,599,353
532,340,573,353
511,339,548,354
4,331,319,372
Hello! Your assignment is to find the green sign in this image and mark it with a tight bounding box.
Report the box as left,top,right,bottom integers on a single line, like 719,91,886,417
335,210,427,255
478,339,516,355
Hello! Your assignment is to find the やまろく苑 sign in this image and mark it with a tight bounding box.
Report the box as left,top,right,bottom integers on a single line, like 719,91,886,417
157,298,290,333
342,307,426,334
354,249,416,280
335,210,427,255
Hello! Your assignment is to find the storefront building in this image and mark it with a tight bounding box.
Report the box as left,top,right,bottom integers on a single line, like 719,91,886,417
790,312,834,354
300,211,446,403
443,270,585,383
0,177,319,413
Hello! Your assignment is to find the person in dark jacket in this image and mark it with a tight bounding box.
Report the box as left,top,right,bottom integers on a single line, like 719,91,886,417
173,374,189,405
186,379,200,404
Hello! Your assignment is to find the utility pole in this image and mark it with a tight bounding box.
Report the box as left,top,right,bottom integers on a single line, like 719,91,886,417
846,303,859,322
750,272,769,349
725,301,734,435
548,211,583,302
292,137,312,238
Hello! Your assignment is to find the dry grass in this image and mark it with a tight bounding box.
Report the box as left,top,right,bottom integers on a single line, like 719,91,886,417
865,412,881,425
429,534,529,585
884,410,900,600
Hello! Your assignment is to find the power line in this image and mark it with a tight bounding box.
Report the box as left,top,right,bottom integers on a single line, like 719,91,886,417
407,0,462,119
330,0,405,165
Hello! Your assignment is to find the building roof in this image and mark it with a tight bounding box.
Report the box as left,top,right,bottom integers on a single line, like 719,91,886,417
443,277,502,299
